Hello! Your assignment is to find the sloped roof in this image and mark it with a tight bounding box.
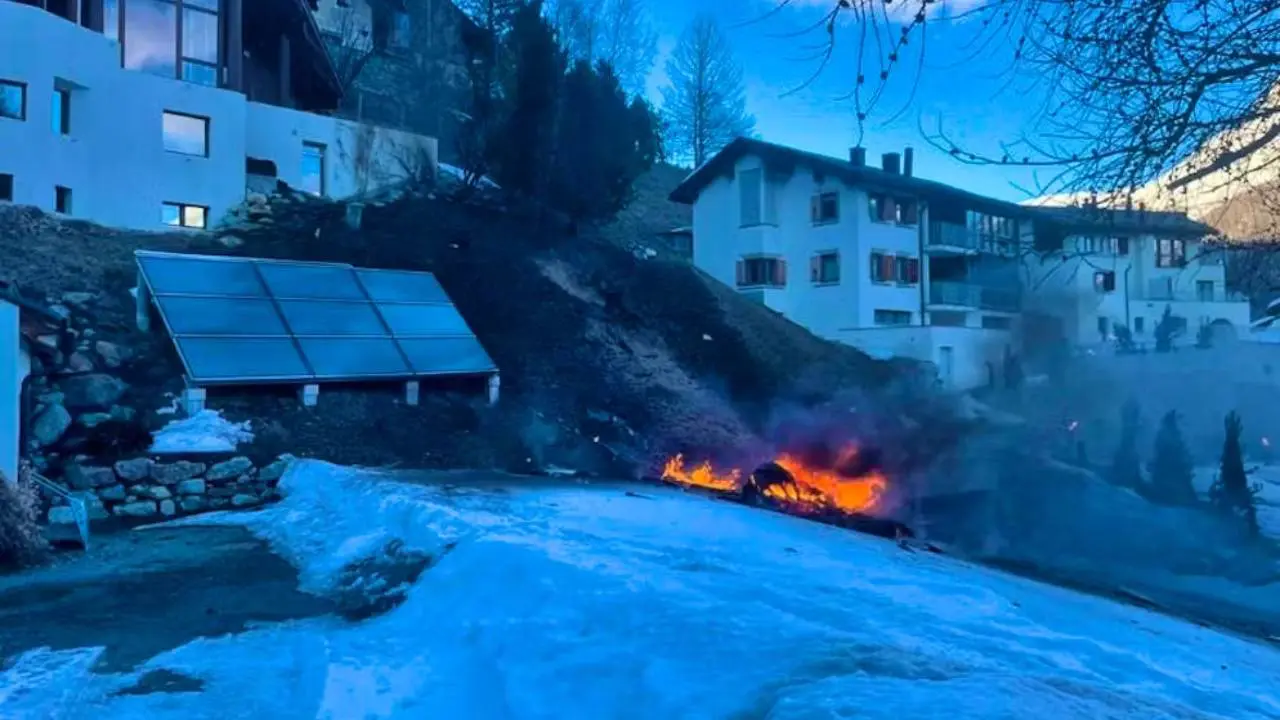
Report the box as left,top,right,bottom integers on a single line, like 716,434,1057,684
1025,205,1215,237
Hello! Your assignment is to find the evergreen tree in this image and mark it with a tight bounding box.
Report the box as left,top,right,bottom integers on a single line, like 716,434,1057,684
490,0,565,200
1109,399,1144,490
1210,411,1260,536
1148,410,1197,506
1154,305,1182,353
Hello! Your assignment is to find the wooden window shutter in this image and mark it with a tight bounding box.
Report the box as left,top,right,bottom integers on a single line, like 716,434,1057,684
774,259,787,286
882,254,895,280
735,259,745,286
907,257,920,283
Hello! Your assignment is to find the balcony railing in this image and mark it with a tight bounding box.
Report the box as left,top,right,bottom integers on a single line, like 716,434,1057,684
929,281,1021,312
927,223,1019,256
1142,281,1246,303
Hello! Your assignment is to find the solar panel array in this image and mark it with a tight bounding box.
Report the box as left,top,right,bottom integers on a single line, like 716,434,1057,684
135,250,497,386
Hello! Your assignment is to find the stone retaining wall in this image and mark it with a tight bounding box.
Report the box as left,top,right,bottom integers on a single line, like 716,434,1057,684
47,454,294,526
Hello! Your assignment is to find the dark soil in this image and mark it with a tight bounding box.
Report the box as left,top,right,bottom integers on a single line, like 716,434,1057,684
0,526,336,673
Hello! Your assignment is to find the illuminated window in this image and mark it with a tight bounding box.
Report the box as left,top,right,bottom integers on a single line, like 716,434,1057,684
162,201,208,229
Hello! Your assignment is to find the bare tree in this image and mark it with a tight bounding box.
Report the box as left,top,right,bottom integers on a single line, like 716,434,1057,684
547,0,658,96
661,14,756,168
319,1,382,96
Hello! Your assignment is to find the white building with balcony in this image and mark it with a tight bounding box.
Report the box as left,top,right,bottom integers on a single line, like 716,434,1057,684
669,138,1030,390
1022,206,1251,349
670,138,1255,390
0,0,436,232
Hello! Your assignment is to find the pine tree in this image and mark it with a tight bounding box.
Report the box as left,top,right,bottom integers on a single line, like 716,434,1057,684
1109,399,1145,490
1154,305,1182,353
1148,410,1197,505
660,14,755,167
1210,411,1260,536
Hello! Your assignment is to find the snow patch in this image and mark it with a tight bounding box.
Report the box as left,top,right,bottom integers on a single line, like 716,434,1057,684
148,410,254,454
438,163,499,190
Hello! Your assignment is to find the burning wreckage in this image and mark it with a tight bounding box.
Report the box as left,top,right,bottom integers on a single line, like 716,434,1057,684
660,443,924,543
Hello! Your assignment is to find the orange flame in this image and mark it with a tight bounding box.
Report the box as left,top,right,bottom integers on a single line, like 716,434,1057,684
661,446,887,516
661,454,741,492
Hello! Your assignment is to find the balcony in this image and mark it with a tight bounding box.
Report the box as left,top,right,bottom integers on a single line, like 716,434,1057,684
927,223,1019,256
1143,280,1246,303
928,281,1021,312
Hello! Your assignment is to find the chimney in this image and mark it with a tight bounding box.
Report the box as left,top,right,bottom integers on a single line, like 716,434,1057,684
903,146,914,177
849,147,866,167
882,152,901,174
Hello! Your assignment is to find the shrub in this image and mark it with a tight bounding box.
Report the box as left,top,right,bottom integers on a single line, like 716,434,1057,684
1109,399,1145,490
0,463,49,571
1148,410,1198,506
1210,411,1261,536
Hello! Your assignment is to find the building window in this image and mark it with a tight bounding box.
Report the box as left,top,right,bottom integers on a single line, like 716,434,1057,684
869,193,890,223
736,256,786,288
1117,236,1130,255
52,88,71,135
55,186,73,215
739,168,763,226
0,80,26,121
811,192,838,224
391,11,412,48
0,174,12,202
1133,316,1145,334
162,111,209,156
874,309,913,326
1157,238,1186,268
301,142,327,196
811,251,840,284
123,0,219,85
1197,280,1214,301
162,201,208,229
871,252,919,284
1094,270,1116,293
895,199,919,226
981,315,1012,330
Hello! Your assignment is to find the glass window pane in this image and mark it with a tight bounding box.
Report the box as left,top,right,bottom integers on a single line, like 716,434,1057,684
181,8,218,63
157,296,287,335
0,82,24,120
181,62,218,87
377,303,472,336
104,0,119,41
355,270,449,303
161,204,181,226
277,300,388,336
163,112,208,156
398,337,495,375
257,262,364,300
297,337,410,378
183,205,206,228
124,0,177,78
138,254,266,296
175,338,310,382
301,143,325,196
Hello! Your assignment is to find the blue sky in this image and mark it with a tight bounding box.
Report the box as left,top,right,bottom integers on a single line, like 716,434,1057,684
642,0,1052,203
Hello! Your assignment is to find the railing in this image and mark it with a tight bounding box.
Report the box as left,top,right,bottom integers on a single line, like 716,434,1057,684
1142,280,1247,303
928,223,1019,256
27,471,90,550
929,281,1021,312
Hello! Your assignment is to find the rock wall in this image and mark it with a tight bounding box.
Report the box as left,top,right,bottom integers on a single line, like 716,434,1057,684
47,455,293,528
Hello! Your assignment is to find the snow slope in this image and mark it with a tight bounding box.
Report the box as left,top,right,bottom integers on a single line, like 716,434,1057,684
3,461,1280,719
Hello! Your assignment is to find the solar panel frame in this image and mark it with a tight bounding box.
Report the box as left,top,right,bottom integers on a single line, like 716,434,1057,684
134,250,497,387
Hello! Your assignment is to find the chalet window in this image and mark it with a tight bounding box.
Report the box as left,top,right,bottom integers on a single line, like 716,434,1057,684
162,111,209,156
869,193,886,222
739,168,763,226
811,251,839,284
1093,270,1116,293
874,309,913,326
0,174,13,202
1157,238,1186,268
870,252,918,284
162,201,208,228
811,192,839,224
736,256,786,287
301,142,326,196
0,80,26,121
123,0,220,86
55,186,73,215
895,199,919,226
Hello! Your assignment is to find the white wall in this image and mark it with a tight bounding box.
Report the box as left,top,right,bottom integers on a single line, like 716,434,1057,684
689,154,923,342
0,302,22,486
1026,232,1251,346
0,3,436,232
838,325,1012,390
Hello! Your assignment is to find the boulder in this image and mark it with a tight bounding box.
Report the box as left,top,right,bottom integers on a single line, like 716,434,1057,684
77,412,113,429
31,404,72,448
176,478,206,496
179,496,207,512
71,492,109,520
159,499,176,516
98,484,127,502
47,506,77,525
231,493,260,508
114,457,153,482
136,486,172,500
150,461,207,484
207,457,254,482
65,464,118,490
113,501,158,518
66,352,95,373
209,498,231,510
61,374,128,410
94,341,130,369
61,291,96,308
257,455,295,483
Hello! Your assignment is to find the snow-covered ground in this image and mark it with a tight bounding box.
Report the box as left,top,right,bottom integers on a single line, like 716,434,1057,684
3,461,1280,719
149,410,254,455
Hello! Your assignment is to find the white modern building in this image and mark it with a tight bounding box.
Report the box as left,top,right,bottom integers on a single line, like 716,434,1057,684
670,138,1254,390
0,0,437,233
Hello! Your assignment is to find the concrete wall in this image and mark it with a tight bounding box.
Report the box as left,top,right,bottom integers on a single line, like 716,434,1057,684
838,325,1012,390
0,302,21,486
0,2,437,232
